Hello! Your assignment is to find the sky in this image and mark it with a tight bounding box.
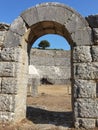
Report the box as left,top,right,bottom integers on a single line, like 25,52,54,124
0,0,98,50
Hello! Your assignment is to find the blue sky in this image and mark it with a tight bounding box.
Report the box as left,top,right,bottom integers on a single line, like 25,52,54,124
0,0,98,50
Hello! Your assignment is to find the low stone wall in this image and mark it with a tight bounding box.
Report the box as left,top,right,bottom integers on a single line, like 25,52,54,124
29,48,71,85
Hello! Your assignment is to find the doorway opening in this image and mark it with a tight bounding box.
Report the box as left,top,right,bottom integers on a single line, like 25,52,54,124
26,33,73,127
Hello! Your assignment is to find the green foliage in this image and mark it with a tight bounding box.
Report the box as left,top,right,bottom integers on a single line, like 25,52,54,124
38,40,50,49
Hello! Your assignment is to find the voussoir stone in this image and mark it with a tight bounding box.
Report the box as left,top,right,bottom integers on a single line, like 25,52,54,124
10,16,27,36
71,28,92,46
36,4,67,25
21,7,39,27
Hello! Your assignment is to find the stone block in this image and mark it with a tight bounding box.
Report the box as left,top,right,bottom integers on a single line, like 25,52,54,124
37,4,57,22
1,47,20,61
15,62,28,78
73,46,92,62
92,46,98,61
1,47,28,64
71,28,92,46
75,118,96,129
21,7,39,26
1,78,17,94
74,62,98,79
0,62,15,77
10,16,27,36
93,28,98,43
17,48,28,64
76,98,98,118
0,95,15,112
74,80,96,98
4,30,21,47
0,112,14,123
37,4,69,25
14,87,27,122
65,13,88,34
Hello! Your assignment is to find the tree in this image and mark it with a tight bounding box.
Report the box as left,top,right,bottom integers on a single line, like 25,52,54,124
38,40,50,49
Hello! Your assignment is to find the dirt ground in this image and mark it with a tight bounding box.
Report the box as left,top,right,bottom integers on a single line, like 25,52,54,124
0,85,97,130
26,85,73,129
27,85,72,112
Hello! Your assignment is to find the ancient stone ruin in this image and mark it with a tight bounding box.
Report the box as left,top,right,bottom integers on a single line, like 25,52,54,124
0,2,98,129
30,49,71,84
28,48,71,96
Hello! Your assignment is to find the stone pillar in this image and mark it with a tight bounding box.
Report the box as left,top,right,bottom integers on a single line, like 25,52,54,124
28,76,40,97
14,48,28,122
28,65,40,97
73,44,98,128
0,26,15,124
0,46,28,123
0,17,29,123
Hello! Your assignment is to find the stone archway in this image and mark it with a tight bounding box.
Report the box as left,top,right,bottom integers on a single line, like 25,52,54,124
0,2,96,128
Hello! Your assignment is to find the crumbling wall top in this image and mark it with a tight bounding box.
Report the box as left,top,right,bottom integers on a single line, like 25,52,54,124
0,23,9,31
86,14,98,28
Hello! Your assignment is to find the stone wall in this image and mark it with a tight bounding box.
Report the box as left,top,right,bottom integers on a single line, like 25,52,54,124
0,23,29,123
29,48,71,85
0,2,98,129
73,15,98,128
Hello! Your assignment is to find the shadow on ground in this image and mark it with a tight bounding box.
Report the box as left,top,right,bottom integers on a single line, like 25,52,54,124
26,106,73,128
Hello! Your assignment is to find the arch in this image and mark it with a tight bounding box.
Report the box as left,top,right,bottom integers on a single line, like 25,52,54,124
0,2,94,129
4,2,92,48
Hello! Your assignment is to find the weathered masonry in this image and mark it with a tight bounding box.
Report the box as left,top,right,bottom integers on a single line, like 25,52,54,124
29,49,71,85
0,2,98,129
28,49,71,96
